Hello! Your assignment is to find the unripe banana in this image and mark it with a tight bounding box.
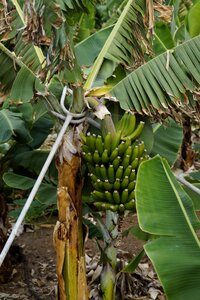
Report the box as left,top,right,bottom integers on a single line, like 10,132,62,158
123,139,132,153
124,113,136,137
118,141,126,156
93,150,101,164
116,111,129,134
124,145,132,158
105,191,114,203
138,141,145,158
113,156,121,170
125,199,135,210
124,121,145,141
129,169,136,181
82,144,90,153
107,165,115,183
83,152,93,164
119,204,125,213
95,135,104,155
131,157,139,169
94,164,102,178
122,155,131,169
94,202,117,211
113,190,120,204
111,130,122,151
104,132,112,155
95,179,104,190
110,148,119,162
80,132,87,143
102,149,109,164
88,164,95,175
92,190,105,201
121,189,129,204
131,145,139,161
121,176,129,189
86,132,96,152
113,178,121,190
90,173,98,183
128,189,135,201
100,165,107,180
127,180,136,192
103,180,113,191
115,166,124,180
124,165,132,177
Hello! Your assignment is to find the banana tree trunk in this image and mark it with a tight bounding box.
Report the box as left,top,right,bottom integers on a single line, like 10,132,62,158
53,130,88,300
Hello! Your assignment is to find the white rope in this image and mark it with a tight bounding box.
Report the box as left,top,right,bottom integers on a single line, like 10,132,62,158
0,85,86,267
0,114,72,267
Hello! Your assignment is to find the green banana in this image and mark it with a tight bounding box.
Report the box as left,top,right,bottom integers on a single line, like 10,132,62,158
121,176,129,189
96,135,104,155
113,190,120,204
113,178,121,190
129,169,136,181
94,164,102,179
131,145,139,161
100,165,107,180
111,130,122,151
107,165,115,182
115,166,124,179
104,132,112,155
110,148,119,161
92,190,105,201
86,132,96,152
122,155,130,169
128,189,135,201
79,132,87,143
115,111,129,133
95,179,104,190
124,199,135,210
124,165,132,177
112,156,121,169
90,173,98,183
105,191,114,203
121,189,129,204
127,180,136,192
124,113,136,137
131,157,139,169
138,141,145,158
82,144,90,153
119,204,125,213
123,121,145,141
93,150,101,164
124,145,132,158
83,152,93,164
102,149,109,164
103,180,113,191
118,141,126,156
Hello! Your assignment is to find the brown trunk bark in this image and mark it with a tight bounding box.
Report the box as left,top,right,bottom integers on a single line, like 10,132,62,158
181,116,195,171
53,133,88,300
0,194,13,283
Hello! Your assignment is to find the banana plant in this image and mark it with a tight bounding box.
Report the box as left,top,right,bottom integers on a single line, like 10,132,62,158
1,0,200,299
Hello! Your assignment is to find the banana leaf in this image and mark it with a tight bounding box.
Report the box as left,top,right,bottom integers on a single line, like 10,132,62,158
136,156,200,300
110,34,200,116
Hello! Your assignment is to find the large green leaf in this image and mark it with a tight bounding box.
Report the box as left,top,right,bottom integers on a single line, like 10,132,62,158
110,35,200,116
84,0,147,89
151,118,183,165
187,0,200,37
75,26,113,66
0,109,32,143
136,156,200,300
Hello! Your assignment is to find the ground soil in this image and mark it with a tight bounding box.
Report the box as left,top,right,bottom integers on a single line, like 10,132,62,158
0,214,164,300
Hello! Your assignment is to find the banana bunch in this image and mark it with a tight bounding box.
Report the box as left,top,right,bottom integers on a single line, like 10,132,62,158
82,113,149,213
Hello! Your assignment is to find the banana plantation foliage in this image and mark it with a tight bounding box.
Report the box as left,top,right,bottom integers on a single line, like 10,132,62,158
0,0,200,300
